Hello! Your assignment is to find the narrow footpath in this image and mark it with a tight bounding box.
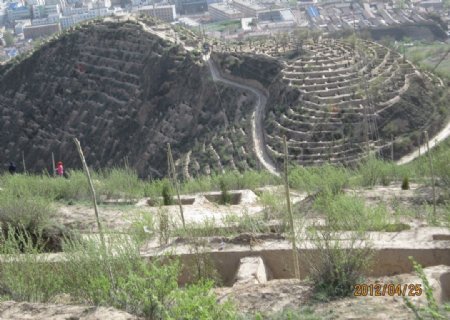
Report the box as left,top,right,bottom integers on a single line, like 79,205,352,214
204,54,280,176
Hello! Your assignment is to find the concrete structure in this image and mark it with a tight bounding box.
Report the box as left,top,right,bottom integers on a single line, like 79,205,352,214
233,257,269,286
7,5,31,22
138,5,176,22
27,0,46,5
23,22,60,38
14,18,31,34
32,13,60,25
174,0,207,15
62,6,89,16
232,0,265,17
257,9,281,21
208,3,242,21
59,8,108,29
44,4,60,15
178,16,200,27
31,4,46,19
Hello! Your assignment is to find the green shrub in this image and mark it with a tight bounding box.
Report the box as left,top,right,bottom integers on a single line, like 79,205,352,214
313,193,388,232
305,227,373,301
0,192,53,232
259,191,286,221
97,167,143,200
219,179,232,205
157,207,170,245
402,176,410,190
129,210,154,244
0,232,238,319
289,164,349,195
403,257,450,319
168,280,237,319
162,181,174,206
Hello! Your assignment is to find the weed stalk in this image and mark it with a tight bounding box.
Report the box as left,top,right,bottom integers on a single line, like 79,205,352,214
424,131,436,217
167,143,186,229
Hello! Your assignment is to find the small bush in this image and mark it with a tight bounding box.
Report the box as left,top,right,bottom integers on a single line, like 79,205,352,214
313,193,388,232
403,256,450,319
305,227,373,300
162,181,174,206
0,233,238,319
402,176,410,190
219,179,232,205
259,191,286,221
157,207,170,245
129,210,154,244
289,164,349,195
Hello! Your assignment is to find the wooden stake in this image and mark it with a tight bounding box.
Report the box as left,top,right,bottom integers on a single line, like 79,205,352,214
424,131,436,218
51,152,56,176
167,143,186,229
22,151,26,174
283,136,300,280
391,135,394,161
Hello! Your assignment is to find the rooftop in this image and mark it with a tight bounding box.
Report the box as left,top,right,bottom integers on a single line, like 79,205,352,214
209,3,242,14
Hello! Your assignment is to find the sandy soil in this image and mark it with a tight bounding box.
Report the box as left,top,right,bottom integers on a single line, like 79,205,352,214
55,190,265,232
0,301,139,320
215,265,450,319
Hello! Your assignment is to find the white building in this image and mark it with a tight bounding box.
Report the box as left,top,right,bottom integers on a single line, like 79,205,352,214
14,18,31,34
44,4,60,15
59,7,109,29
232,0,265,18
138,5,176,22
209,3,242,21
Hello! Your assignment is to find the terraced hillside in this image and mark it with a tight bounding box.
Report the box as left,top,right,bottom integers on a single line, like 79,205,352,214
0,19,447,177
213,37,447,168
0,19,257,178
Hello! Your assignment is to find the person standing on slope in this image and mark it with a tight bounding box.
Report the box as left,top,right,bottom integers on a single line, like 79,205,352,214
8,162,16,174
56,161,64,177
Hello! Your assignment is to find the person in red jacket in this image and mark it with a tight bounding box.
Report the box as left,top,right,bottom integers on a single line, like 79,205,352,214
56,161,64,177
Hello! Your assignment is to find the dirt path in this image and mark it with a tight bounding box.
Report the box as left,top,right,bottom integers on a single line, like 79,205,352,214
204,54,280,176
397,120,450,165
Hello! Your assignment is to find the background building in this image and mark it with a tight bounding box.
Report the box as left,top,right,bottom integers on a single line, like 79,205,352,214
23,22,60,38
208,3,242,21
138,4,176,22
174,0,207,15
232,0,265,18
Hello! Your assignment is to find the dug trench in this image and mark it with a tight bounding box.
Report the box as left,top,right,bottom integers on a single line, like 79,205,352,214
141,228,450,289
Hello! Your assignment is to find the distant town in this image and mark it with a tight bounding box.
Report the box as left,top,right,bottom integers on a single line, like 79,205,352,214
0,0,449,61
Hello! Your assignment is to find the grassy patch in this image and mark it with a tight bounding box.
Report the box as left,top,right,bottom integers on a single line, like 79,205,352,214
0,232,238,319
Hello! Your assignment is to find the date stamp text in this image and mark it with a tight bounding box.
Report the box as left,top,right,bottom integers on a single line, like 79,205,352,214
354,283,423,297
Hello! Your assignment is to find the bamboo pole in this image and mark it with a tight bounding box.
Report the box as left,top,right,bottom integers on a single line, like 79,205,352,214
390,135,394,161
51,152,56,176
283,136,300,280
22,151,26,174
424,131,436,218
167,143,186,229
73,138,106,246
73,138,115,291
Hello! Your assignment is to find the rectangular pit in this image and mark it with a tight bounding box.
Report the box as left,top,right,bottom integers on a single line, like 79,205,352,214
204,192,242,205
142,240,450,287
147,197,196,206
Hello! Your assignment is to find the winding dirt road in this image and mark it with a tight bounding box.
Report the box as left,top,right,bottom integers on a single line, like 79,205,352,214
204,55,280,176
397,121,450,165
